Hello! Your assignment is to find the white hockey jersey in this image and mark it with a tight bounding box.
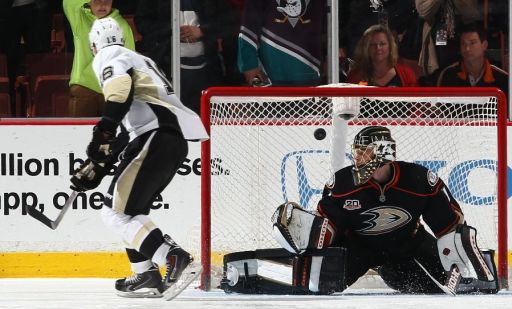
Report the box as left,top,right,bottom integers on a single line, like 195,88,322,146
92,45,209,141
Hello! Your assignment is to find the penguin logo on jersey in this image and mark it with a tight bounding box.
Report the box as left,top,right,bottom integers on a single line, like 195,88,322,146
275,0,311,27
427,169,439,187
356,206,412,235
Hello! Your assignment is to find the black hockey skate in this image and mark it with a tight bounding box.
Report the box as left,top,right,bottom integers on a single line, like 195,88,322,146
162,235,202,301
115,265,164,298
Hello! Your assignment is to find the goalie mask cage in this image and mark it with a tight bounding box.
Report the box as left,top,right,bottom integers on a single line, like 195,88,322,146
200,86,508,291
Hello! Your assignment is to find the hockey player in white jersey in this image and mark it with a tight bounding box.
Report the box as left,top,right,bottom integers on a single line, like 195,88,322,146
70,17,208,300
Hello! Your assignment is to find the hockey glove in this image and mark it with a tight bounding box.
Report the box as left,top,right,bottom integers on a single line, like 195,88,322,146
86,124,116,163
70,159,110,192
437,224,495,282
271,202,335,254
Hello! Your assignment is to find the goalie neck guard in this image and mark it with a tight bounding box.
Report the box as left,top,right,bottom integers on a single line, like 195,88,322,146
351,126,396,186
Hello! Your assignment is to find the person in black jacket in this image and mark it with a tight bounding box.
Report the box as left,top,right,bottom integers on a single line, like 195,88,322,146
135,0,235,114
437,23,508,97
0,0,52,116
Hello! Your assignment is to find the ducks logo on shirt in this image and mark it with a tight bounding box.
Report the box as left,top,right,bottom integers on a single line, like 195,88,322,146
275,0,311,27
356,206,412,235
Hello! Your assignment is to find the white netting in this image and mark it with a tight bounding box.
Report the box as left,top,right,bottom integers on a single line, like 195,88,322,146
203,87,503,287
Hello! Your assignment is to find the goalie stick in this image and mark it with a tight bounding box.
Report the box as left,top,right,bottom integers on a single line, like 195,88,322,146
27,191,78,230
414,258,458,296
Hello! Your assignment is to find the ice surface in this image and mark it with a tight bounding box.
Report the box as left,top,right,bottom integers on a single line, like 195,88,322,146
0,279,511,309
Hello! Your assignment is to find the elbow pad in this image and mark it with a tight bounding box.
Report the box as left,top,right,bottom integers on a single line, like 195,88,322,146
103,74,133,104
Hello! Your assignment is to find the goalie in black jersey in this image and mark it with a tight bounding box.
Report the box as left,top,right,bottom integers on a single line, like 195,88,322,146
69,17,207,300
266,126,499,295
313,125,498,294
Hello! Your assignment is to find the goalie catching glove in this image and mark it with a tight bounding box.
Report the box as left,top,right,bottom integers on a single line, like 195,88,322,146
271,202,335,254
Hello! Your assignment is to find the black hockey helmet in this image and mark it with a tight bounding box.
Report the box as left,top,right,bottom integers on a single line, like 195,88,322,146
351,126,396,185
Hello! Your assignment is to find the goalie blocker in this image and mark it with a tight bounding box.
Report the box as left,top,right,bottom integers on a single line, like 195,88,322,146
437,224,499,294
220,247,347,295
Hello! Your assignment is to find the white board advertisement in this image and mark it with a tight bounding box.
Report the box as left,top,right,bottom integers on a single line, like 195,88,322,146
0,123,510,256
0,125,202,253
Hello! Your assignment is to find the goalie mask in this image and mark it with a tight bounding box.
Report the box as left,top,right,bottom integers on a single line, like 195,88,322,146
89,17,125,54
351,126,396,186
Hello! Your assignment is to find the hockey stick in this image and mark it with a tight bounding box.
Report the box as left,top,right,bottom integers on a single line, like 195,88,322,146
27,191,79,230
414,258,457,296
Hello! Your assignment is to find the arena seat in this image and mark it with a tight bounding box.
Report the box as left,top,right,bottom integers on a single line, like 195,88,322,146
0,54,12,117
51,13,67,53
0,93,11,118
0,53,8,89
24,53,73,117
30,75,70,117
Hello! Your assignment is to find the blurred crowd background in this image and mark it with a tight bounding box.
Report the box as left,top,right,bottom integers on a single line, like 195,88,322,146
0,0,508,118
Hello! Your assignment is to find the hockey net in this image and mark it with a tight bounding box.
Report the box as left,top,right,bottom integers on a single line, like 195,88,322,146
200,86,508,290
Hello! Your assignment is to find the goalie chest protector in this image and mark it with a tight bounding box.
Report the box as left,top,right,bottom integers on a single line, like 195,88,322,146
220,247,347,295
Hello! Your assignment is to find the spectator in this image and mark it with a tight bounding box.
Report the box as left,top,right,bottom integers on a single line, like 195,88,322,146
415,0,480,79
220,0,245,86
339,0,418,60
437,23,508,96
346,24,418,87
0,0,52,117
135,0,233,114
237,0,327,86
63,0,135,117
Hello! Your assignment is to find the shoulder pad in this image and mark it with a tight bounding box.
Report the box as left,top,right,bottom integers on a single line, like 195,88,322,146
426,169,440,187
395,161,439,192
328,166,356,193
325,173,335,189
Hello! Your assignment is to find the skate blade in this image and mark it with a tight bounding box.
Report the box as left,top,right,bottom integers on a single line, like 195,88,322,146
163,263,202,301
116,288,163,298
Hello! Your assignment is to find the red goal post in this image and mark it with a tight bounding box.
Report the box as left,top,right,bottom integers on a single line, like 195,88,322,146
199,86,508,291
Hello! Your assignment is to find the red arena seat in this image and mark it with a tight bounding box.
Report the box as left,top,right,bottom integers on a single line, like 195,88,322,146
24,53,73,117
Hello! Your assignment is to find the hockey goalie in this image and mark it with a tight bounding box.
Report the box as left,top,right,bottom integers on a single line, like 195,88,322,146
221,126,499,295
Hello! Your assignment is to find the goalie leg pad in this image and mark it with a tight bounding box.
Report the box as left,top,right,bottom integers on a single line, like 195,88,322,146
437,225,494,282
457,249,500,294
220,247,347,295
272,202,335,254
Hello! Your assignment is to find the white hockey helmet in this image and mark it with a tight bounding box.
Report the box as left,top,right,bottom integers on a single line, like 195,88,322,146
89,17,125,54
